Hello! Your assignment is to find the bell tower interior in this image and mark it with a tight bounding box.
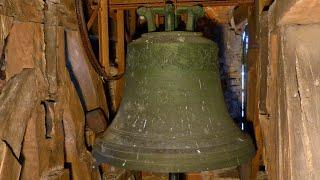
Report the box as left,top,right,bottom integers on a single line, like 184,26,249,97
1,0,320,179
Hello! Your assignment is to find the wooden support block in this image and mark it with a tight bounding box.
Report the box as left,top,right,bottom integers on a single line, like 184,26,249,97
86,108,108,133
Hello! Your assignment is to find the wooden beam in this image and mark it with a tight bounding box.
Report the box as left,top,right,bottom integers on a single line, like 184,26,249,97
247,5,264,180
99,0,110,73
116,10,125,78
110,0,253,4
115,9,125,110
127,9,137,42
109,0,254,9
87,6,99,30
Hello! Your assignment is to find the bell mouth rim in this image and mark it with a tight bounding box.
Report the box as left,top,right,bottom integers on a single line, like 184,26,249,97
93,143,255,173
141,31,203,37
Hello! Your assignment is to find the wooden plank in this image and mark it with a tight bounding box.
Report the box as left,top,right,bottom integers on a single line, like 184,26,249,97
115,9,126,110
99,0,110,72
258,12,268,114
246,6,258,123
281,24,320,179
265,32,280,180
0,141,21,180
247,4,264,180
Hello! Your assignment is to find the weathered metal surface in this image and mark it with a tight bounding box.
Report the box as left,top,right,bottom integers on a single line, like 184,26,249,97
94,31,255,173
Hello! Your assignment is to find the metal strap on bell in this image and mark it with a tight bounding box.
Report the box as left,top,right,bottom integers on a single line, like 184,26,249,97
93,5,255,173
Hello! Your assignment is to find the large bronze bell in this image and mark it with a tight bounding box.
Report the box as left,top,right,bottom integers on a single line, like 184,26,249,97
93,30,255,172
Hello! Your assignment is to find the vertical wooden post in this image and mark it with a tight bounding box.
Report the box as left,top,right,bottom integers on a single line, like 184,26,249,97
115,9,125,110
128,9,137,41
265,33,280,180
247,4,263,180
99,0,110,73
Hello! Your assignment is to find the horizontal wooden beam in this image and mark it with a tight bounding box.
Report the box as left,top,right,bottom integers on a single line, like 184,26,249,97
109,0,254,9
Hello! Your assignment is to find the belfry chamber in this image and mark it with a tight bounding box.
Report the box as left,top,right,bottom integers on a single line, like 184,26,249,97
93,31,255,173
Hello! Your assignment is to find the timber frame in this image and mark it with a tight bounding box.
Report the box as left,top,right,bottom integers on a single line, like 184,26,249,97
78,0,254,111
109,0,254,9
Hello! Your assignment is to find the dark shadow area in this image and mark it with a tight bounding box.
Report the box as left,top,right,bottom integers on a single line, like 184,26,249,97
196,17,241,124
196,17,256,148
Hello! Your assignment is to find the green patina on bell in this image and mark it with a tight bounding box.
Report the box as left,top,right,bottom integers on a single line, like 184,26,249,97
93,30,255,172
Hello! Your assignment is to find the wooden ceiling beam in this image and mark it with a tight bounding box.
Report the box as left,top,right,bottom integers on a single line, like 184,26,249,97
108,0,254,10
